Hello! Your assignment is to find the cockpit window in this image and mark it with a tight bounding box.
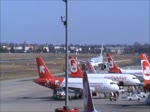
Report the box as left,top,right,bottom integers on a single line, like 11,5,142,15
110,82,116,85
132,77,137,79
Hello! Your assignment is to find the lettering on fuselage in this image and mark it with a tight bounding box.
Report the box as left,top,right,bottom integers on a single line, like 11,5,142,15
45,79,51,87
104,76,126,81
89,83,103,88
44,79,60,88
69,59,77,73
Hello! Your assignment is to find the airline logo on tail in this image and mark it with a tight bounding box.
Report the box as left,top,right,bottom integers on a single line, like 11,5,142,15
141,60,150,80
108,60,114,69
140,54,150,91
69,58,77,73
39,66,45,74
69,56,83,78
106,53,121,73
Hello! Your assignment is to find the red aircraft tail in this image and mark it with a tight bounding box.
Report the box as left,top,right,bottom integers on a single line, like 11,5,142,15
34,57,64,89
86,61,96,73
36,57,55,79
106,53,121,73
140,54,150,92
68,56,83,78
82,64,97,112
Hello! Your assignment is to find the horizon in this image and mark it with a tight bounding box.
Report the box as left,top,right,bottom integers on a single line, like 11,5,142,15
0,41,149,46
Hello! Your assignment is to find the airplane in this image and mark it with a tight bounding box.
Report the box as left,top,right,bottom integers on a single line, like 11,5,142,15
90,43,107,69
82,65,97,112
140,53,150,105
69,56,141,86
106,53,143,76
140,53,150,92
34,57,119,99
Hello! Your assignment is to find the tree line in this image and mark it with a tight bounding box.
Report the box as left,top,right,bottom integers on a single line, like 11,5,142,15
0,42,149,55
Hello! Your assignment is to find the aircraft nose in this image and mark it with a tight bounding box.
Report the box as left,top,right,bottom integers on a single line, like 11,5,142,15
110,84,119,92
136,79,141,85
114,85,119,91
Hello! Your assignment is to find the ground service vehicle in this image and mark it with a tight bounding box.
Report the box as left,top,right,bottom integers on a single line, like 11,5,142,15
127,93,141,101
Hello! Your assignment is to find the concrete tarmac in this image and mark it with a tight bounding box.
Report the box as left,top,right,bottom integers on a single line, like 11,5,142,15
1,66,150,112
1,77,150,112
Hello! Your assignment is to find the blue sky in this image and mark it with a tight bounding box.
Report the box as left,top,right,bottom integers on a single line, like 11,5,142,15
1,0,149,45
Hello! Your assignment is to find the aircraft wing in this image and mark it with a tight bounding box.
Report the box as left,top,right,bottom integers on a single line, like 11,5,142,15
92,59,131,66
103,59,131,64
100,59,131,66
113,59,131,63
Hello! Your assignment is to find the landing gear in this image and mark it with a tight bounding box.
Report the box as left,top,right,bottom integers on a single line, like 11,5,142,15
109,92,118,101
53,88,83,100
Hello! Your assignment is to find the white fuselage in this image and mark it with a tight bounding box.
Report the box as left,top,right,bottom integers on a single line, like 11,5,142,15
120,68,143,76
90,44,104,67
90,56,103,67
60,78,119,93
84,73,140,86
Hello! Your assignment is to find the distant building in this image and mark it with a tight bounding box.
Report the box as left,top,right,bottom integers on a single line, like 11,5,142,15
43,46,49,52
14,46,23,50
106,46,125,54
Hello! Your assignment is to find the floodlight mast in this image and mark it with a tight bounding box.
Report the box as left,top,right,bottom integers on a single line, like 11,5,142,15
61,0,69,109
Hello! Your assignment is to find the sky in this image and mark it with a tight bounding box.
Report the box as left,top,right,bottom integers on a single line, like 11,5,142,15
1,0,150,45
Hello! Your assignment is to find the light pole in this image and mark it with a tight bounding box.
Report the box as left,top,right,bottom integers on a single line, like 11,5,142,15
61,0,68,109
55,1,80,111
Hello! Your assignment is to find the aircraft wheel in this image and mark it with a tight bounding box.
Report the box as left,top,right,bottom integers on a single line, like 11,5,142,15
74,94,79,99
58,95,62,100
78,94,82,99
114,98,117,101
69,96,72,99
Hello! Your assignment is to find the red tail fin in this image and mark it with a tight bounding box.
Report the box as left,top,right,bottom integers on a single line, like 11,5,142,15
106,53,121,73
140,54,150,91
68,56,83,78
86,61,96,73
36,57,55,79
82,64,97,112
35,57,64,89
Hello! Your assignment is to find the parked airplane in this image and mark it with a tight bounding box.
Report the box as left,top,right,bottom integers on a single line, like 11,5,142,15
140,53,150,105
90,44,107,69
106,53,142,75
69,56,141,86
140,54,150,92
34,57,119,98
82,65,97,112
